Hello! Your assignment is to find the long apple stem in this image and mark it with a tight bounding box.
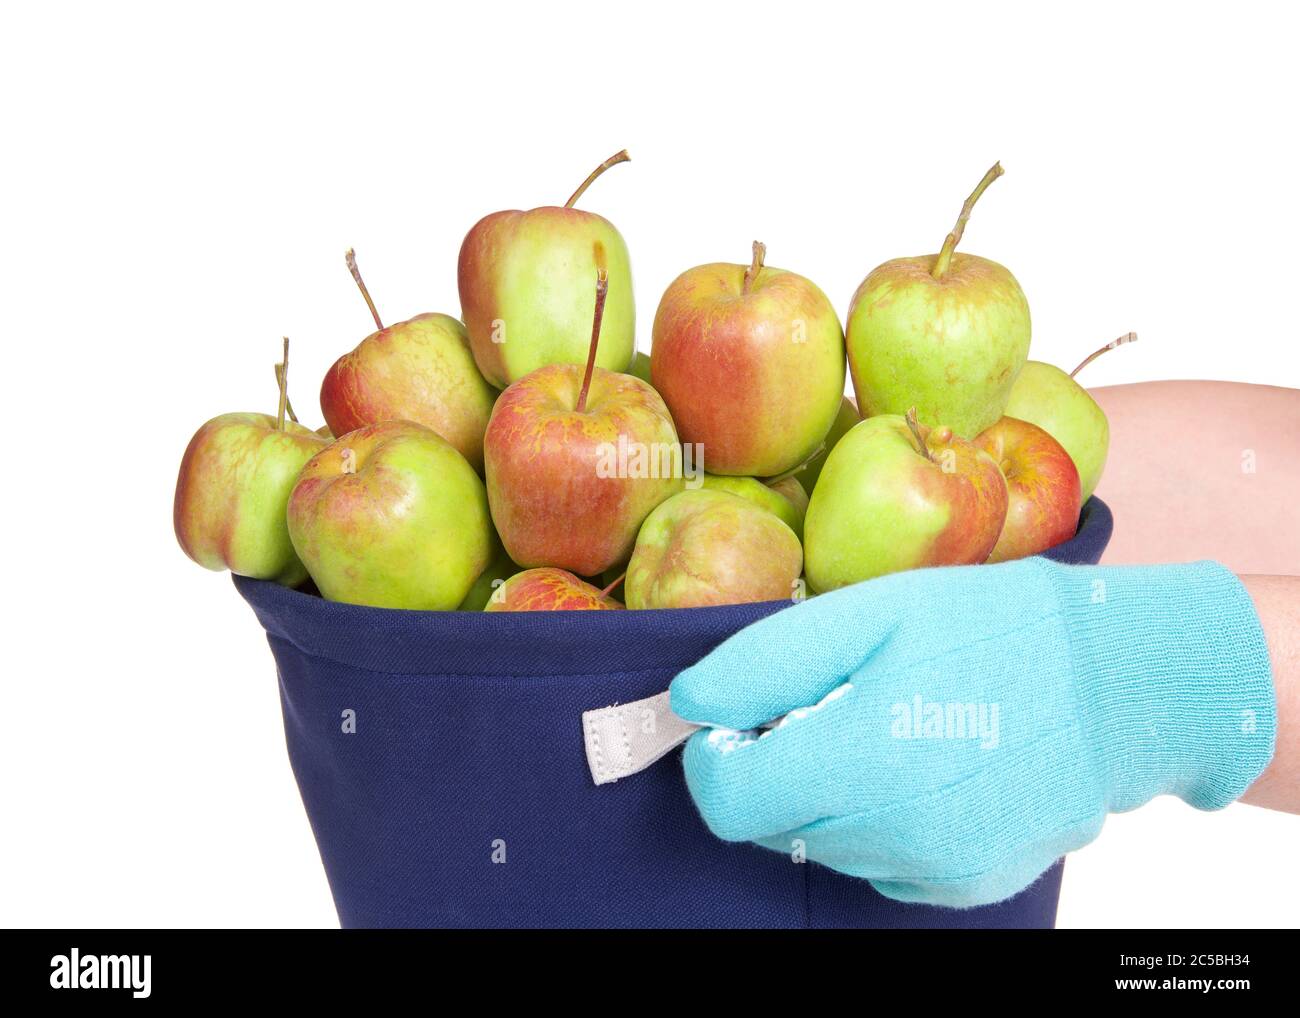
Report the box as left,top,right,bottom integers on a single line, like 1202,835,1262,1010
276,337,290,431
345,248,384,330
273,362,299,423
931,162,1004,280
905,407,934,462
600,572,626,597
742,241,767,295
574,269,609,414
1070,331,1138,378
564,149,630,209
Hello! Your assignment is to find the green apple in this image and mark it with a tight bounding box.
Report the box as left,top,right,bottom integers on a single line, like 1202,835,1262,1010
804,410,1008,591
287,420,492,609
458,150,635,388
174,413,326,585
174,340,327,586
457,533,520,611
699,474,807,540
626,489,803,609
846,163,1030,438
628,350,653,386
1004,334,1136,503
796,395,860,496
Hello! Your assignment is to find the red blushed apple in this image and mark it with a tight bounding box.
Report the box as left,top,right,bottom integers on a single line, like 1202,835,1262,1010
483,271,680,576
974,416,1081,562
320,250,497,471
485,568,624,611
804,409,1009,591
650,241,845,477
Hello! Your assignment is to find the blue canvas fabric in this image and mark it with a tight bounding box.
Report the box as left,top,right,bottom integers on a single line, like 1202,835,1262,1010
236,498,1113,928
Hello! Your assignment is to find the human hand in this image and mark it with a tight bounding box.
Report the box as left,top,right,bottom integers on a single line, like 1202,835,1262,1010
670,559,1275,907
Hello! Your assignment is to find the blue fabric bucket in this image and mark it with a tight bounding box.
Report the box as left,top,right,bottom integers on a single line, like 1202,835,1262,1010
236,497,1112,928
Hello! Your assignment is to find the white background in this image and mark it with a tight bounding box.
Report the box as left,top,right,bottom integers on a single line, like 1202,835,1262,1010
2,1,1297,929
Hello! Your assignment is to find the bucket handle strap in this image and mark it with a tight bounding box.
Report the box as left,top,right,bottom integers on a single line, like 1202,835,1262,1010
581,690,700,786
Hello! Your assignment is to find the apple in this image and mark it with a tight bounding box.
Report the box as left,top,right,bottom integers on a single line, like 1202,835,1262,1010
485,568,624,611
457,533,520,611
319,249,497,472
804,409,1008,591
175,339,327,586
974,416,1081,562
1004,333,1137,503
483,270,680,576
699,473,807,540
797,395,860,496
459,150,635,388
287,420,492,609
625,489,803,609
628,350,653,386
767,475,809,526
650,241,845,477
845,163,1030,438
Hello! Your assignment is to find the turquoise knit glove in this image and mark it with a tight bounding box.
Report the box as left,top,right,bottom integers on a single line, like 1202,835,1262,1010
670,559,1275,908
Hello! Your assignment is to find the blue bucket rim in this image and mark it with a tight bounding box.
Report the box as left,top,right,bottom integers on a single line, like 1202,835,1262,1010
235,496,1111,678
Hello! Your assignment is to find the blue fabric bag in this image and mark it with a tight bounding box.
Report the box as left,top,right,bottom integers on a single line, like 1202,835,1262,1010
236,497,1113,928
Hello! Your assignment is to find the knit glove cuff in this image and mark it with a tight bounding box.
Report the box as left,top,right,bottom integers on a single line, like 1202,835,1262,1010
1044,559,1276,812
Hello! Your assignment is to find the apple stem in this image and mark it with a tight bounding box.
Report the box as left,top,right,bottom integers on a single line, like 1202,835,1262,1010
564,149,630,209
1070,331,1138,379
600,572,626,597
574,269,609,415
273,362,299,424
905,407,934,462
931,162,1005,280
742,240,767,295
276,337,290,431
345,248,384,330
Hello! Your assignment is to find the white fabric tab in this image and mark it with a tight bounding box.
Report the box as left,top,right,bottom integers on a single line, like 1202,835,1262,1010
582,690,701,786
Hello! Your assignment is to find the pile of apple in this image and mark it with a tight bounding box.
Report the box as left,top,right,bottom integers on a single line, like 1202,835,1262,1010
174,155,1127,612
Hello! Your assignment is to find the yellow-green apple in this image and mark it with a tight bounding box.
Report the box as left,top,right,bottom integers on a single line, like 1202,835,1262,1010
846,163,1030,438
651,241,845,477
456,532,520,610
485,568,624,611
1004,334,1136,503
767,476,809,528
699,474,807,540
804,409,1008,591
798,395,860,496
625,489,803,609
287,420,492,609
483,270,679,575
459,150,635,388
974,416,1081,562
628,350,653,385
174,340,327,585
320,249,496,471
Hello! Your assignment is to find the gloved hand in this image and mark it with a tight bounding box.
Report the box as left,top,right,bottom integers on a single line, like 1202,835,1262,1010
670,558,1276,908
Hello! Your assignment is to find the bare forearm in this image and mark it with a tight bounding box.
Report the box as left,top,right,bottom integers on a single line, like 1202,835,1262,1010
1090,381,1300,574
1240,575,1300,813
